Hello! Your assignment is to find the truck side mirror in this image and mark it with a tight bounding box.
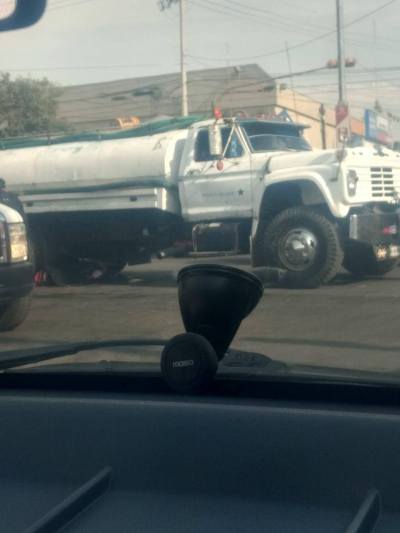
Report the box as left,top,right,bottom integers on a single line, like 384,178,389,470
208,124,223,158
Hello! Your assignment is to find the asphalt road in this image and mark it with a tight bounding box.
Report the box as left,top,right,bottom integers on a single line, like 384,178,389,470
2,254,400,376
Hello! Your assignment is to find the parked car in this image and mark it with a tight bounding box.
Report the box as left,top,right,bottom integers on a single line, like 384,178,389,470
0,195,33,331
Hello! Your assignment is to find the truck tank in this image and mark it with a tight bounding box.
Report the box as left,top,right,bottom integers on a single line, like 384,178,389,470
0,129,189,195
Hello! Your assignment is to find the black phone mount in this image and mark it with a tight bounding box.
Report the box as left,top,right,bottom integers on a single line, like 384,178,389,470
161,264,264,393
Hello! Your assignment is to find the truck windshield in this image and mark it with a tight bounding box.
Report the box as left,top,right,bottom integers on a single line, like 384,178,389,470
241,122,311,152
247,134,311,152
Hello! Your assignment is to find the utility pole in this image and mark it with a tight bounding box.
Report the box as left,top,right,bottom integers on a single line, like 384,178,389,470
373,20,378,101
285,41,298,121
179,0,188,116
335,0,351,145
319,104,327,149
159,0,188,116
336,0,346,103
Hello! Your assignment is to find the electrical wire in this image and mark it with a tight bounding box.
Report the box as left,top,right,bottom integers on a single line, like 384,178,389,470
47,0,102,11
60,76,398,112
187,0,398,61
57,76,400,124
190,0,320,34
2,64,161,73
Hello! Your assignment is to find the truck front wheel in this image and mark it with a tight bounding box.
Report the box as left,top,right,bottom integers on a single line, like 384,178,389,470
263,207,343,288
344,243,398,276
0,296,31,332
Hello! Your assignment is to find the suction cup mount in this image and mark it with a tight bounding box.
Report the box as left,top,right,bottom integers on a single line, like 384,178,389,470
161,264,264,393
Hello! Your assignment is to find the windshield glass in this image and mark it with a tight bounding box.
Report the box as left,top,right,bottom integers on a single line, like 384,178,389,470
241,121,311,152
195,127,244,161
0,0,399,385
247,133,311,152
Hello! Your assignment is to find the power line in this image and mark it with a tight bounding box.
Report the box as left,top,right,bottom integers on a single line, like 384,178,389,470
187,0,397,61
46,0,102,11
51,65,400,120
2,64,161,73
58,97,368,123
57,79,386,122
2,63,399,79
50,0,400,52
7,63,400,77
269,0,316,14
190,0,321,35
293,77,400,89
220,0,400,48
357,60,400,99
57,81,400,121
251,66,400,79
62,70,400,115
219,0,341,36
55,73,322,115
225,0,299,18
190,0,285,28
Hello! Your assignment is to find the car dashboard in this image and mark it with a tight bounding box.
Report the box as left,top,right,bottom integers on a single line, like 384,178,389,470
1,373,400,533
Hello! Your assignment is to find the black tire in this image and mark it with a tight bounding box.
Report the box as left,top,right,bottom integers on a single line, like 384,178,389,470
344,243,398,276
49,258,127,285
263,207,343,288
0,296,31,332
43,257,92,286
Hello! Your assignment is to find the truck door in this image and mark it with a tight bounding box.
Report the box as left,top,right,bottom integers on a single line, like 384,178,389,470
179,126,253,222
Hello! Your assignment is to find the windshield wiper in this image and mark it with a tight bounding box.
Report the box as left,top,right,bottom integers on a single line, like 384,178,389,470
0,338,167,372
0,339,279,373
2,339,400,396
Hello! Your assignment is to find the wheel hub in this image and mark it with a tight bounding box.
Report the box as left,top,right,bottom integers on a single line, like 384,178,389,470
278,227,318,271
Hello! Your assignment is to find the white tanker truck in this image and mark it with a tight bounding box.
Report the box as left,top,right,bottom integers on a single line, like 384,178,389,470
0,115,400,288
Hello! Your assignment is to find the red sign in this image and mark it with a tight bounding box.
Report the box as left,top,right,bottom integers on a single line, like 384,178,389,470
336,104,349,126
213,107,223,120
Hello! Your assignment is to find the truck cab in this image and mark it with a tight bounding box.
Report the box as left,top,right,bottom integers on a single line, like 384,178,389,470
179,118,400,288
179,118,311,222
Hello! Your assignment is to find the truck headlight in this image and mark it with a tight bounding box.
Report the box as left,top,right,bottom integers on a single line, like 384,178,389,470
347,169,359,196
8,223,28,263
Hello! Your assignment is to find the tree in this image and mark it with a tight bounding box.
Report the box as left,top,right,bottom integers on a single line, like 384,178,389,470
0,73,65,137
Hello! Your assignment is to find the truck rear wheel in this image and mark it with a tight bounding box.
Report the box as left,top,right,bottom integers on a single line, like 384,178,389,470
49,258,128,285
344,243,398,276
263,207,343,288
0,296,31,332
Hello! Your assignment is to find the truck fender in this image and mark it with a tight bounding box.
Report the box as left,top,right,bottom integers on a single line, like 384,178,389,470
254,174,348,232
250,174,348,266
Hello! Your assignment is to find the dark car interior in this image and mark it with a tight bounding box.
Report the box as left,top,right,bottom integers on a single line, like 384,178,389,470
2,362,400,533
1,3,399,533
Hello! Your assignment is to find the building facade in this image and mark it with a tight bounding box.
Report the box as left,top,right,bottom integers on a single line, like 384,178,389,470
57,63,364,149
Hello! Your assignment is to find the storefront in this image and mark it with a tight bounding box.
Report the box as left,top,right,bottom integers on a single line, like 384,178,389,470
364,109,393,146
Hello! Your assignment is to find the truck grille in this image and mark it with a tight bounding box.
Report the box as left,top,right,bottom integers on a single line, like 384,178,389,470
370,167,395,198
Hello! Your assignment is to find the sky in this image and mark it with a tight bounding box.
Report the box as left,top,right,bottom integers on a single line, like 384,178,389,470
0,0,399,121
